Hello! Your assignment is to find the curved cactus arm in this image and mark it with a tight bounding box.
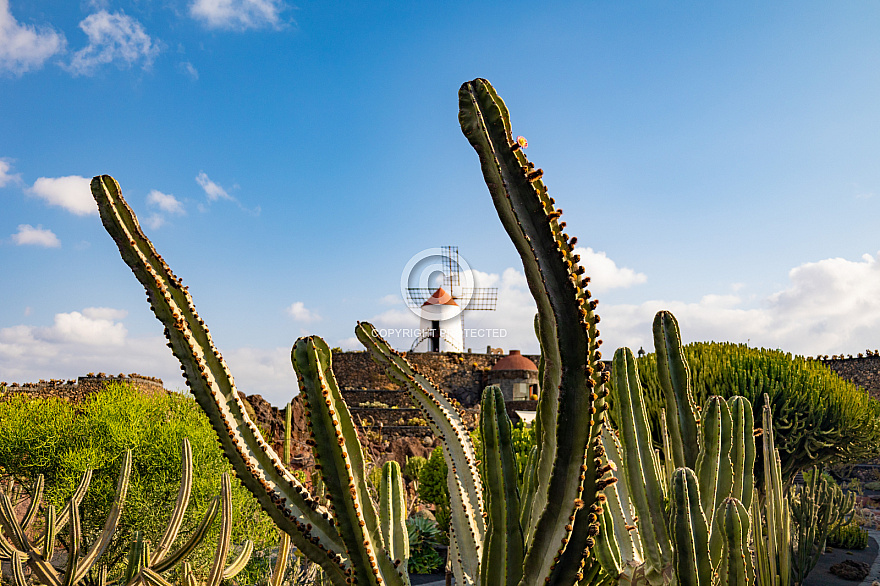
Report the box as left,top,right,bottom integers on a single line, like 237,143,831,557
716,498,751,586
61,499,82,586
205,473,233,586
292,336,404,586
355,322,483,582
40,503,56,561
654,312,699,470
152,497,219,574
379,461,410,579
612,348,672,582
73,450,133,583
222,541,254,579
139,568,174,586
56,469,92,533
670,468,711,586
91,175,348,584
270,532,291,586
0,491,61,586
593,422,641,580
10,551,29,586
479,385,524,586
20,475,44,531
150,439,193,566
459,77,607,585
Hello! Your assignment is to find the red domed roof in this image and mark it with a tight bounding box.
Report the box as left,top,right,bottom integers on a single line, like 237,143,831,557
492,350,538,371
422,287,458,307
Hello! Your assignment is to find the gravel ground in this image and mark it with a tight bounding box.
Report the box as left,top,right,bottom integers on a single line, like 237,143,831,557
803,530,880,586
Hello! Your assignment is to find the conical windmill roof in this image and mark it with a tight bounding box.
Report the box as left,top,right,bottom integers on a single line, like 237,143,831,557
421,287,458,307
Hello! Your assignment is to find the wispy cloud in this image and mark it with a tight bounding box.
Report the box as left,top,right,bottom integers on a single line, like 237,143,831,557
0,307,181,387
12,224,60,248
0,0,66,75
190,0,286,31
286,301,321,323
178,60,198,80
65,11,159,76
27,175,96,215
0,159,21,187
574,247,647,292
147,189,185,214
196,171,232,201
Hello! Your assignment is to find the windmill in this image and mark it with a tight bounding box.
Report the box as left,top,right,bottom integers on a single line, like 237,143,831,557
402,246,498,352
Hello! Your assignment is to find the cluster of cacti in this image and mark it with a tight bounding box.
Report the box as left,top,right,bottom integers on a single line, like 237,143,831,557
595,313,775,585
90,77,868,586
789,467,856,584
0,439,252,586
633,342,880,484
91,76,614,585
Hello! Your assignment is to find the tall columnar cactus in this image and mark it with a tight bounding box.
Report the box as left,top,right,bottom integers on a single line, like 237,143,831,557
600,311,771,586
0,440,252,586
93,77,616,586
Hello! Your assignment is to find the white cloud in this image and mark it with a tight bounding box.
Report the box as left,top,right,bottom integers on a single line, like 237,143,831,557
574,247,647,292
190,0,286,31
178,60,198,80
196,171,232,201
147,189,185,214
286,301,320,323
0,159,21,187
12,224,60,248
144,213,164,229
0,0,65,75
66,11,159,76
28,175,96,215
0,308,181,389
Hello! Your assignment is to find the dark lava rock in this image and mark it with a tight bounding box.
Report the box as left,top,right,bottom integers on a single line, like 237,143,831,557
829,560,870,581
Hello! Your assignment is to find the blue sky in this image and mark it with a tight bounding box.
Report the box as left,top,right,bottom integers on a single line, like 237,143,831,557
4,1,880,405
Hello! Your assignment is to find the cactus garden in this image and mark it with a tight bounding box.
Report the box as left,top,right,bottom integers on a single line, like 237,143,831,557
2,77,880,586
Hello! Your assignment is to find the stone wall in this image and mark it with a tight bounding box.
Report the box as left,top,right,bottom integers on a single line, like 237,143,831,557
2,373,165,402
330,350,540,407
818,356,880,399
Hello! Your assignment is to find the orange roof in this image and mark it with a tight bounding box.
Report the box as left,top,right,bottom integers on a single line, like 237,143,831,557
421,287,458,307
492,350,538,371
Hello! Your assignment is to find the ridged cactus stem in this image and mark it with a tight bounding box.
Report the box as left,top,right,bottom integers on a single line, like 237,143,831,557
716,498,751,586
612,347,672,583
654,312,700,470
92,176,349,584
292,336,404,586
670,468,712,586
479,386,524,586
355,322,483,585
379,461,410,580
460,78,608,586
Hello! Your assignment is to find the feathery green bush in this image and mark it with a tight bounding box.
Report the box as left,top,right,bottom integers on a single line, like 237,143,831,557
631,342,880,483
0,381,276,577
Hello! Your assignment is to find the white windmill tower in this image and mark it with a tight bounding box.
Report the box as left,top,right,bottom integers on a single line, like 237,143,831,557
403,246,497,353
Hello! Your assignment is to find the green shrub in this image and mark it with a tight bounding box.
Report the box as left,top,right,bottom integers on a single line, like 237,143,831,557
510,420,536,485
627,343,880,484
828,519,869,550
418,446,450,535
406,516,444,574
0,382,276,578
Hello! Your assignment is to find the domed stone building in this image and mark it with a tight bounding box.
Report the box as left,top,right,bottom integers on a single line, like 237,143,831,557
488,350,539,401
